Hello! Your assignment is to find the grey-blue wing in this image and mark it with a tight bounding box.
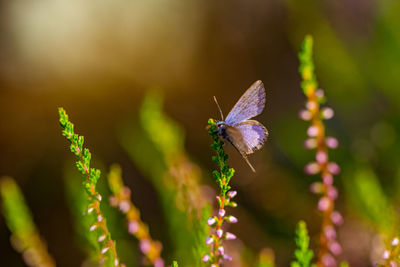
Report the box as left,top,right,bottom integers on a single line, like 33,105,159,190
225,80,266,125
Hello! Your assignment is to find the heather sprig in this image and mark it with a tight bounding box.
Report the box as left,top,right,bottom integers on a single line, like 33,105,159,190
0,176,56,267
291,221,315,267
380,236,400,266
299,36,343,266
58,108,121,267
107,164,164,267
203,119,237,266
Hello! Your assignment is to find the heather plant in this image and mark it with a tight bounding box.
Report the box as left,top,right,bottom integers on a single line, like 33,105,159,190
291,221,315,267
298,35,343,266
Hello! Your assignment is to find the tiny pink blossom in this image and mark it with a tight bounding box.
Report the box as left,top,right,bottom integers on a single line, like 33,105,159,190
307,125,319,137
227,191,237,199
225,232,236,240
318,197,331,211
315,89,324,98
109,196,118,206
218,246,224,255
392,237,399,246
321,107,334,120
322,253,336,267
140,239,151,253
216,229,223,238
304,138,318,149
331,211,344,225
205,236,214,245
207,217,216,226
324,225,336,240
310,182,324,194
227,216,238,223
306,101,317,111
329,241,342,255
327,187,338,200
316,151,328,164
97,215,103,222
304,162,321,175
223,254,232,261
383,250,390,259
322,173,333,185
119,201,130,213
89,224,97,231
327,162,341,175
202,254,210,262
218,209,226,217
114,259,119,266
101,247,109,254
98,235,106,242
154,258,164,267
128,221,139,234
299,110,312,121
326,137,339,149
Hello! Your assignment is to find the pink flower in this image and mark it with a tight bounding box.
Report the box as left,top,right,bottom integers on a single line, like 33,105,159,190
304,162,321,175
307,126,319,137
326,137,339,149
331,211,343,226
318,197,331,211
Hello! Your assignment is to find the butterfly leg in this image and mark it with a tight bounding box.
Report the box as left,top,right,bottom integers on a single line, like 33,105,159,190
242,155,256,173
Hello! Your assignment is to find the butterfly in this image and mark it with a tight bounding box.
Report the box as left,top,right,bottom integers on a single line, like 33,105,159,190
213,80,268,172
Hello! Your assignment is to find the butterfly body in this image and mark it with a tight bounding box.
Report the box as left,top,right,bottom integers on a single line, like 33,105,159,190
213,80,268,172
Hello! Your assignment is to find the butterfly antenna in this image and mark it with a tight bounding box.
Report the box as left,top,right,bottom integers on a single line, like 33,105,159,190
213,96,224,121
243,156,256,172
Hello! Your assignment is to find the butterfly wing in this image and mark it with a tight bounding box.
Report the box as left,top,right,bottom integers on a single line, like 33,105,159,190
225,80,266,125
225,120,268,172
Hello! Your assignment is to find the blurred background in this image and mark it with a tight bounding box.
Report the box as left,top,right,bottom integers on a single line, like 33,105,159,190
1,0,400,266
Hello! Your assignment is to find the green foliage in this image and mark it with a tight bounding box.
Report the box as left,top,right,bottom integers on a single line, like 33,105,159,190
298,35,318,96
291,221,315,267
0,177,55,267
344,166,396,234
339,262,350,267
208,119,235,197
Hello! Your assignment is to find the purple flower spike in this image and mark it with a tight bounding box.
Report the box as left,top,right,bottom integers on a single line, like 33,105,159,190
304,162,321,175
318,197,331,211
326,137,339,149
331,211,344,225
327,162,341,175
307,125,319,137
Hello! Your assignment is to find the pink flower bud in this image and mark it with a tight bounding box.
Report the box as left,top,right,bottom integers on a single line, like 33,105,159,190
316,151,328,164
310,182,324,194
329,241,342,255
324,225,336,240
128,221,139,234
98,235,106,242
101,247,109,254
326,137,339,149
227,216,238,223
207,217,216,226
216,229,223,238
154,258,164,267
304,138,318,149
109,196,118,206
315,89,324,98
307,125,319,137
318,197,331,211
205,236,214,245
223,254,232,261
89,224,97,231
322,173,333,185
306,101,317,111
328,162,341,175
321,107,334,119
383,250,390,259
114,259,119,266
97,215,103,222
331,211,344,225
218,246,225,255
227,191,237,199
119,201,130,213
202,254,210,262
322,253,336,267
299,110,312,121
327,187,338,200
225,232,236,240
304,162,321,175
218,209,226,217
392,237,399,246
140,239,151,253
